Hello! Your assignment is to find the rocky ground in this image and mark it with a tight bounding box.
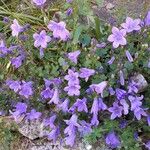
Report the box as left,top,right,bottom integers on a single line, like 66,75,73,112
1,0,150,150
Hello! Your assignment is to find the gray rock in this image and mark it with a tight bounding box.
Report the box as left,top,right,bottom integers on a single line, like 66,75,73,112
18,120,47,140
131,74,148,93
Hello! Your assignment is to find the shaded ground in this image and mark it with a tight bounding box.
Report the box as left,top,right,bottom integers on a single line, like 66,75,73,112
94,0,150,25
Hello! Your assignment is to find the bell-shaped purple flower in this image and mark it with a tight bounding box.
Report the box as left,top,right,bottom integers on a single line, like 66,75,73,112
33,30,51,49
10,19,23,37
115,88,127,100
19,81,33,98
44,114,56,128
67,50,81,64
79,68,95,82
144,11,150,26
98,98,107,111
133,107,147,120
108,102,123,120
107,56,115,65
90,113,99,126
73,98,88,113
48,88,59,104
47,127,60,142
64,84,81,96
47,21,70,41
91,97,99,115
120,99,129,115
108,27,127,48
90,81,108,97
41,87,53,99
65,133,76,147
59,99,70,113
11,55,25,68
147,115,150,126
26,109,41,120
6,80,21,92
121,17,141,33
105,131,121,149
128,95,143,111
78,120,92,136
64,69,79,85
125,50,134,62
32,0,46,6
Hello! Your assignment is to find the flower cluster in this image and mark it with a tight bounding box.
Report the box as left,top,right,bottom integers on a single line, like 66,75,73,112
0,1,150,149
6,80,33,98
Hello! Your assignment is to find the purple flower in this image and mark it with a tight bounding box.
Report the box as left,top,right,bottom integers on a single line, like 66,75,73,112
90,81,108,97
47,127,60,142
108,102,123,119
41,87,53,99
119,120,127,129
134,132,139,140
78,120,92,136
3,17,10,24
120,99,129,115
121,17,141,33
133,107,147,120
59,99,70,113
47,21,70,41
91,98,99,115
115,88,127,100
64,114,79,146
96,42,106,48
0,40,9,54
64,114,80,129
107,56,115,65
33,30,51,48
10,102,27,122
147,115,150,126
11,55,25,68
26,109,41,120
10,19,23,37
145,140,150,150
105,131,121,149
128,95,143,111
144,11,150,26
98,98,107,111
44,115,56,128
119,70,125,86
15,102,27,113
128,81,139,94
90,113,99,126
64,69,79,85
67,50,81,64
65,134,76,147
66,0,73,3
108,87,115,95
73,98,88,113
48,88,59,104
19,81,33,98
64,84,81,96
66,8,73,16
125,50,134,62
79,68,95,82
6,80,21,92
32,0,46,6
108,27,127,48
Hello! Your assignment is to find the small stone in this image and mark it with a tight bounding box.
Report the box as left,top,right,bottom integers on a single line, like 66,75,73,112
106,3,115,10
86,144,92,150
18,120,48,140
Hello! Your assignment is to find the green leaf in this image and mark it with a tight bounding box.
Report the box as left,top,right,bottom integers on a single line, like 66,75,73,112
94,17,101,39
73,25,83,44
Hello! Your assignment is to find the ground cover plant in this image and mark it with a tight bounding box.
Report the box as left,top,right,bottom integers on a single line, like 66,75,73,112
0,0,150,149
